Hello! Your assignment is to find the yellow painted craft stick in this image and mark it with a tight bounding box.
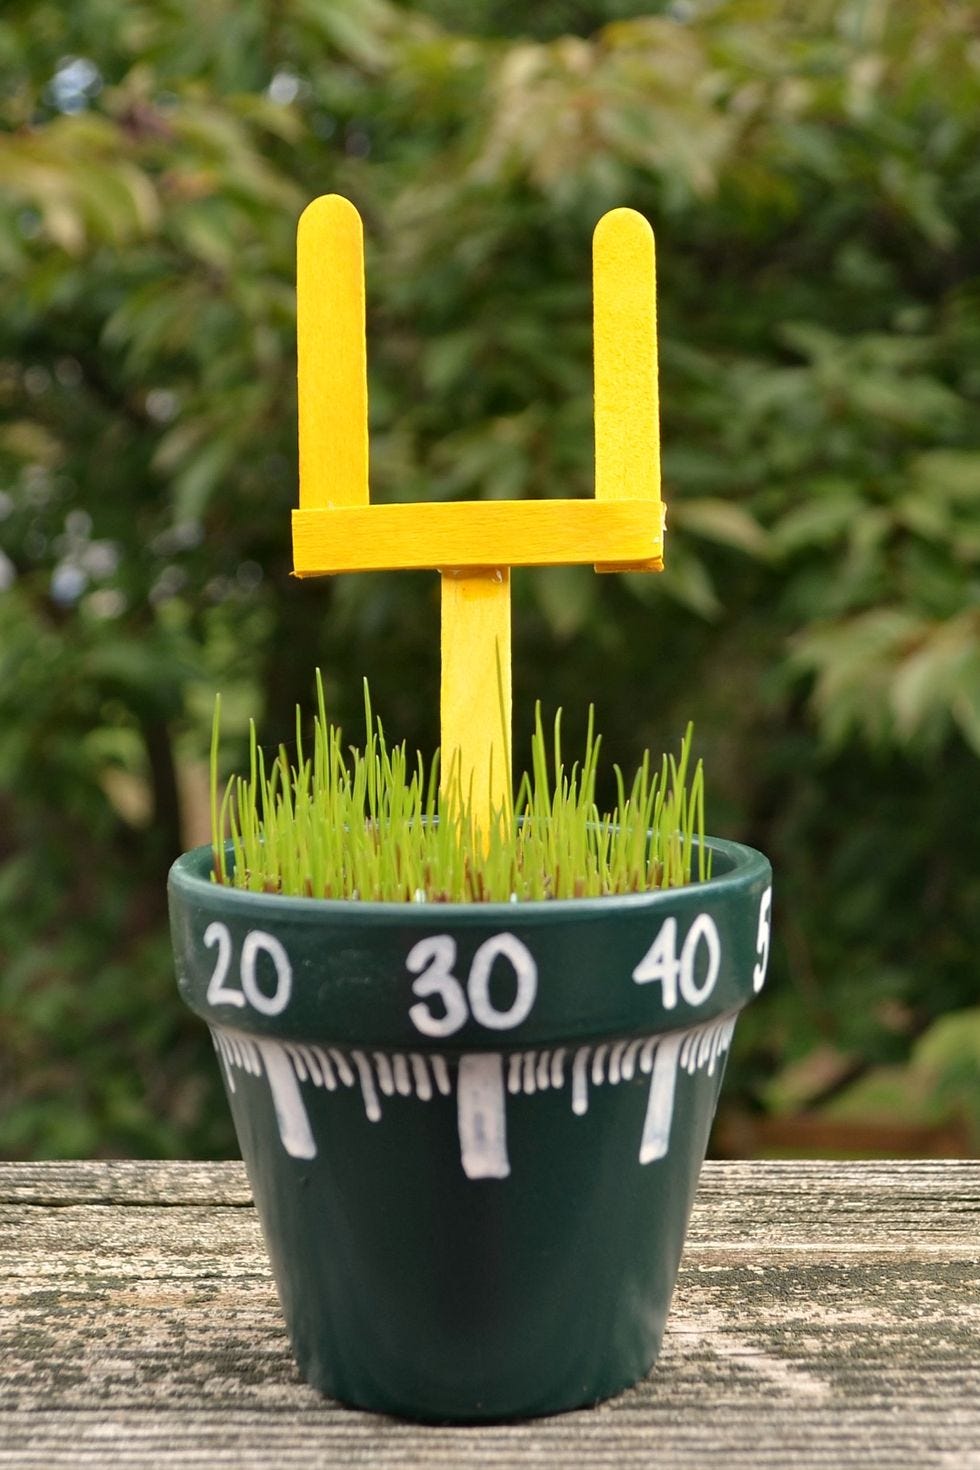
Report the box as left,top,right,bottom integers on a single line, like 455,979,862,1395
593,207,662,571
440,570,512,829
297,194,369,510
292,498,662,576
293,195,666,842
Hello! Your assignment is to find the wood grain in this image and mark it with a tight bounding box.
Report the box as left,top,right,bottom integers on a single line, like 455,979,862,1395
440,568,511,827
1,1161,977,1468
593,208,662,573
291,499,664,576
297,194,369,511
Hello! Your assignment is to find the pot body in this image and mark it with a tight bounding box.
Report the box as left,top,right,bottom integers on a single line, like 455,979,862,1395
169,837,771,1421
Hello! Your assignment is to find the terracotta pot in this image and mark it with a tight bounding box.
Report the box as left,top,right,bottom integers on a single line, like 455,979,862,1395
169,835,771,1421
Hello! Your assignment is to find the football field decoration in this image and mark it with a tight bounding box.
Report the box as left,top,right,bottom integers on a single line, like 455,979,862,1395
291,194,664,829
169,193,774,1420
283,193,673,1182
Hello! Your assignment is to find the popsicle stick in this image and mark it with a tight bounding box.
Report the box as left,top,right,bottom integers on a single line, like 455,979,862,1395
297,194,368,510
593,207,662,571
440,569,512,831
292,193,666,839
292,498,663,577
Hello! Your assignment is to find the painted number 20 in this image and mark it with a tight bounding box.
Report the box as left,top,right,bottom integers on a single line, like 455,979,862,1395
407,933,537,1038
204,922,293,1016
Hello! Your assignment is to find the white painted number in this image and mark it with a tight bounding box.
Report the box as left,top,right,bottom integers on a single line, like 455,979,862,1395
631,916,680,1008
240,930,293,1016
681,912,720,1005
204,923,292,1016
467,933,538,1031
633,912,721,1010
407,933,538,1038
205,921,243,1008
406,936,469,1039
753,886,772,993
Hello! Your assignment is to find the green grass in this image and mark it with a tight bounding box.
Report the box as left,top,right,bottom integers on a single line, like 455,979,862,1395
210,673,710,903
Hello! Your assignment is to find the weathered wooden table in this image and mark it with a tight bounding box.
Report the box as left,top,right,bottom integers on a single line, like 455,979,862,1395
1,1160,977,1468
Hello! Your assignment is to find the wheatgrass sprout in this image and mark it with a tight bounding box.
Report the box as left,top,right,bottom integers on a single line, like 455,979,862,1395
210,675,711,902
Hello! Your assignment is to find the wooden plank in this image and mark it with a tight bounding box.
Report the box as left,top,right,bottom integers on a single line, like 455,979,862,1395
1,1158,977,1237
1,1162,977,1468
593,208,662,573
0,1160,252,1208
291,499,664,576
440,568,511,826
297,193,369,511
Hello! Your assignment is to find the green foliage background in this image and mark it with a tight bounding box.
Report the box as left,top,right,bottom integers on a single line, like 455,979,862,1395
1,0,978,1158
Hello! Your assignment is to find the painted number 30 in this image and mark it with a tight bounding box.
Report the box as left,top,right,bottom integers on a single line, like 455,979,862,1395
407,933,538,1039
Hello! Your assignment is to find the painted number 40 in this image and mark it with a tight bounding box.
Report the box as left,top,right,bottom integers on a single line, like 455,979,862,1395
632,888,772,1009
632,911,720,1008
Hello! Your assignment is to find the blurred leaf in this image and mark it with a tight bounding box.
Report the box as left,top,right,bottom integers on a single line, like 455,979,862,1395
771,493,864,555
914,1009,980,1144
657,544,721,620
673,497,770,557
890,613,980,744
172,436,238,523
532,564,596,640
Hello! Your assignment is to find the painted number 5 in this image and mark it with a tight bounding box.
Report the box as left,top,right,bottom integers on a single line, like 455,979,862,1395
753,886,772,993
407,933,537,1038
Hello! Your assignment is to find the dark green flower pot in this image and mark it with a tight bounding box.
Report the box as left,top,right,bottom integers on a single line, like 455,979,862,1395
169,836,771,1422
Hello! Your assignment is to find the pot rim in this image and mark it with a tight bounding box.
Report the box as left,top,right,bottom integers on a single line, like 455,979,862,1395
171,834,771,1048
169,834,769,924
